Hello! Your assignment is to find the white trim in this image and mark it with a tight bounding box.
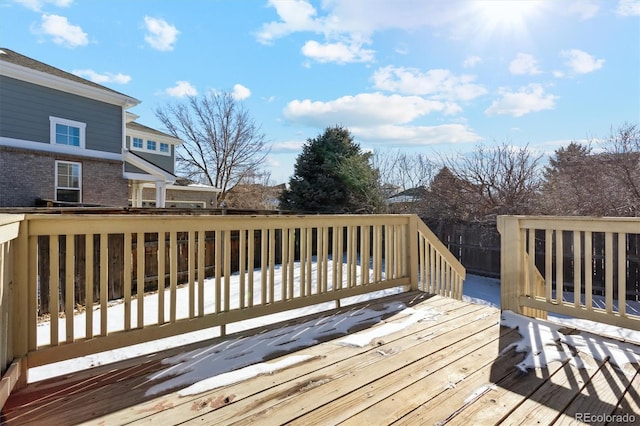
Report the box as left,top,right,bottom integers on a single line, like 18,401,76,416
122,172,159,181
0,136,122,161
126,128,182,145
54,160,82,203
50,116,86,149
1,60,139,108
129,138,171,156
140,182,222,193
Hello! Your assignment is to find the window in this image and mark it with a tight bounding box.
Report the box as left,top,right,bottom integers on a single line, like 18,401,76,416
55,161,82,202
132,137,144,149
147,140,157,151
50,117,86,148
159,142,170,154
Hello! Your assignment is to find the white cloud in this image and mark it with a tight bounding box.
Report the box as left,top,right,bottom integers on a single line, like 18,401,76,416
372,66,487,102
256,0,321,44
509,53,542,75
13,0,72,12
38,14,88,47
617,0,640,16
284,92,449,128
143,16,179,51
463,55,482,68
72,69,131,84
485,84,557,117
271,140,305,152
565,1,600,20
165,81,197,98
232,84,251,100
561,49,604,74
351,124,482,145
301,40,375,64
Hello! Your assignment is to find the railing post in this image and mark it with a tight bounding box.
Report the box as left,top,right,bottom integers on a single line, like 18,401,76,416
409,215,419,291
12,217,29,389
497,216,524,315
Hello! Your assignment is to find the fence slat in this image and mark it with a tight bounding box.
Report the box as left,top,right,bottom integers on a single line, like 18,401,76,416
157,232,165,324
573,231,581,309
618,234,626,317
65,235,74,343
99,234,108,336
136,232,144,328
123,233,132,331
85,235,93,339
49,236,59,346
585,231,593,311
170,232,177,322
188,231,195,319
605,232,613,314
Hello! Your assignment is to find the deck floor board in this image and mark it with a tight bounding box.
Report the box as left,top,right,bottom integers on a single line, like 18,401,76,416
2,292,638,426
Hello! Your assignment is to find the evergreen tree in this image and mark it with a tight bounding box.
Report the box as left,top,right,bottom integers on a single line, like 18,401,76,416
280,126,384,213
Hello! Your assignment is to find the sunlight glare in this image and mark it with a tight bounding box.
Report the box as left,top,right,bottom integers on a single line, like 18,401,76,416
473,0,543,36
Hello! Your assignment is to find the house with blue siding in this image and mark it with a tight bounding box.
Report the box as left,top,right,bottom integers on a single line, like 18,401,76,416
0,48,219,208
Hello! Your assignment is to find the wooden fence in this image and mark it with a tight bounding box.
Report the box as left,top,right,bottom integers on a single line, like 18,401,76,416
1,213,465,390
498,215,640,330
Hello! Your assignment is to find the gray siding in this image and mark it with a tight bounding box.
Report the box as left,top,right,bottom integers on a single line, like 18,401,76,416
0,76,123,153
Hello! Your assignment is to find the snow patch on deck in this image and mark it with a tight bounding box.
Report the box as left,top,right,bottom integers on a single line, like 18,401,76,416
501,310,640,373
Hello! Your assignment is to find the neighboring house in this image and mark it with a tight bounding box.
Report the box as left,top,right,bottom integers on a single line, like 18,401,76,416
385,186,428,212
0,47,219,208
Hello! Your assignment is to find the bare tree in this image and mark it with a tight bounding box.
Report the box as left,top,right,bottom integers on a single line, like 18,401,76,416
442,143,543,218
155,91,269,202
540,123,640,217
602,122,640,216
373,149,436,193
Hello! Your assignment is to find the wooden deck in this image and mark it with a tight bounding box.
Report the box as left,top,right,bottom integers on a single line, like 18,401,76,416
2,292,639,426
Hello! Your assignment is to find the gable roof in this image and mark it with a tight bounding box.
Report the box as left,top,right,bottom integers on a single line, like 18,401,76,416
0,47,139,108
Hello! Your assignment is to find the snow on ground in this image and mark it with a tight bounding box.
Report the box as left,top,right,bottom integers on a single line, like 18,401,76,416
29,265,640,398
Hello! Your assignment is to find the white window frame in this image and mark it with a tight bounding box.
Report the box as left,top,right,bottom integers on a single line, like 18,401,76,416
129,136,171,156
55,160,82,203
132,137,144,149
50,116,86,149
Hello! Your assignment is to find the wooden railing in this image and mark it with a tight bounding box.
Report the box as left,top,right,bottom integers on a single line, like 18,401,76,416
0,214,23,407
0,213,464,392
498,216,640,330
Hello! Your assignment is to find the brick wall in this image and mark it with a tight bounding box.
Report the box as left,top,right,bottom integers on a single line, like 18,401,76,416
0,147,128,207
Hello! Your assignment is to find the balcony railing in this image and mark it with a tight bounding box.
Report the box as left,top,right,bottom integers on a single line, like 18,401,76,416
0,213,464,403
498,215,640,330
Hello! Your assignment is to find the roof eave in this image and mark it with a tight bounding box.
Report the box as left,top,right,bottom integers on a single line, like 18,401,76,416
1,60,140,109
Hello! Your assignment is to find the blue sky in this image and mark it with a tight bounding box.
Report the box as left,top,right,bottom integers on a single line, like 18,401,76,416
2,0,639,183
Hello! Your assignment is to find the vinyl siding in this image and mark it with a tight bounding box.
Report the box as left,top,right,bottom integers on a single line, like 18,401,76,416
0,75,122,153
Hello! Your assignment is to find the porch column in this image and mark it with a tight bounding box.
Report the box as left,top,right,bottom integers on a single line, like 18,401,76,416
155,181,166,208
131,183,143,207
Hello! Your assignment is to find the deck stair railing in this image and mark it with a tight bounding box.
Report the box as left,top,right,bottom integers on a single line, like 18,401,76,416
0,213,464,400
498,215,640,330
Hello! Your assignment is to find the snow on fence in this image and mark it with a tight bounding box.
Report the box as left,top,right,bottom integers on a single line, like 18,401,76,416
2,213,465,387
498,215,640,330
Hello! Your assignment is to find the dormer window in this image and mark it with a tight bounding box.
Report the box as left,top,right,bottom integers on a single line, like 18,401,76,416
50,117,86,148
129,136,171,156
133,137,144,149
